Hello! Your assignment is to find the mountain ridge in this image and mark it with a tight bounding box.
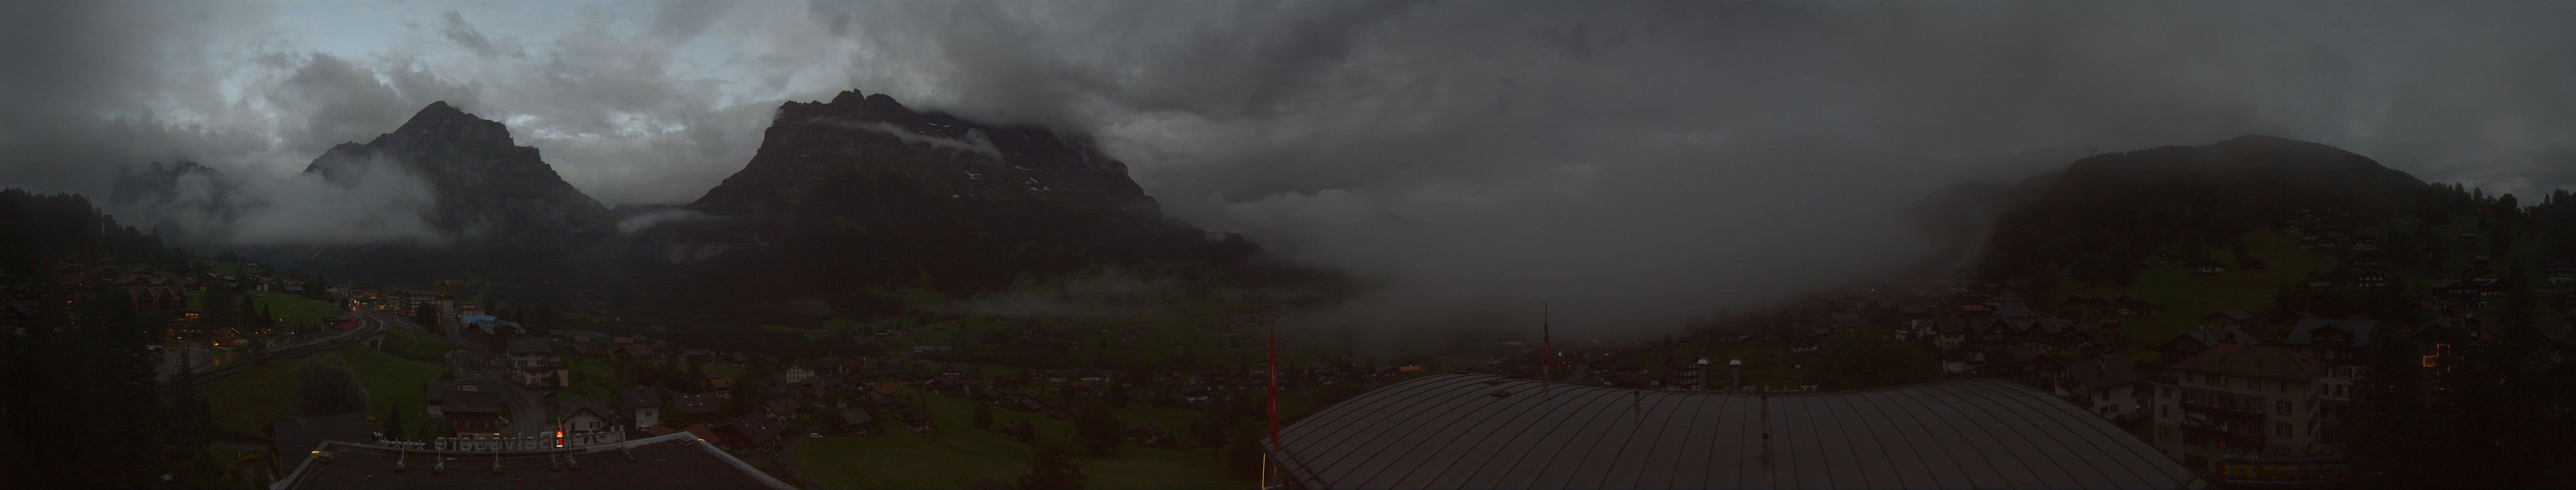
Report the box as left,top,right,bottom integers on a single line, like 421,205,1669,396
1932,134,2437,287
301,101,616,254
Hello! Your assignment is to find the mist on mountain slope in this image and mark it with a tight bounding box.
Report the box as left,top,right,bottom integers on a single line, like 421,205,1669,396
13,2,2576,339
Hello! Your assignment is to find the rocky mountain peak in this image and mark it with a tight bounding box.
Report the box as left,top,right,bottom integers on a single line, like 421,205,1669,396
704,90,1156,217
647,89,1255,305
299,101,614,253
381,100,516,149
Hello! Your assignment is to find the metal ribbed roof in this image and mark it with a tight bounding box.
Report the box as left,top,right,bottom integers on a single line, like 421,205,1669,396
1266,373,2203,490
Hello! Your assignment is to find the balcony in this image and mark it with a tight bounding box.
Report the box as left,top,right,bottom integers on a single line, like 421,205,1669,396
2182,425,2267,452
2181,400,2265,417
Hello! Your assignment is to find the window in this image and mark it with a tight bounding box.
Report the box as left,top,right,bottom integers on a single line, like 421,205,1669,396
2278,401,2292,414
2277,422,2293,437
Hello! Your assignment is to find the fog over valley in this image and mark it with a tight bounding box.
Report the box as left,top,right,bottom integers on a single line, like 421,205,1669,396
11,1,2576,335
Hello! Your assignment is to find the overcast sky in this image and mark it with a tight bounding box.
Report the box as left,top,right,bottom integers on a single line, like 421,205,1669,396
8,1,2576,333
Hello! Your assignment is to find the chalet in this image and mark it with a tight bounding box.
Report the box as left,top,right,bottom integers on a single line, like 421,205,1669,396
703,370,736,392
619,344,656,359
2459,232,2480,241
2349,234,2379,251
468,319,528,345
1966,317,2012,352
2420,295,2466,315
2346,251,2382,267
837,409,876,433
2057,357,2145,421
713,414,784,452
422,380,505,417
784,359,837,385
550,396,616,433
2156,326,2257,366
1127,423,1167,445
505,338,567,388
2115,295,2158,316
904,407,936,433
2202,310,2256,328
762,399,799,421
2470,255,2493,267
2349,270,2390,289
2462,265,2496,279
2033,319,2087,353
1994,304,2036,319
1787,332,1822,354
1987,293,2027,306
2548,260,2576,285
1921,319,1966,350
2284,319,2378,365
2189,260,2228,276
440,390,509,437
805,374,855,398
616,386,662,431
1988,348,2064,387
2433,278,2503,302
997,421,1037,443
673,393,722,417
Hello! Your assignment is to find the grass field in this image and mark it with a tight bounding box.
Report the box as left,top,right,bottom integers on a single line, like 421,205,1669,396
2058,230,2341,360
384,327,452,360
199,344,445,437
797,392,1248,490
246,291,345,329
549,356,628,402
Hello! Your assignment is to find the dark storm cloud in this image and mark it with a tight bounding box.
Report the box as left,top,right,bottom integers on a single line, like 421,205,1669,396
440,10,508,58
0,1,253,196
793,1,2576,335
11,1,2576,338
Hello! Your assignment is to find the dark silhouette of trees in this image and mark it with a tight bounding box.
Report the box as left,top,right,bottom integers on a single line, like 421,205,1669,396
293,354,369,416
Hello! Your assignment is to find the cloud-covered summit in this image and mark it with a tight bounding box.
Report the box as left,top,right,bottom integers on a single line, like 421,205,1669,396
12,1,2576,333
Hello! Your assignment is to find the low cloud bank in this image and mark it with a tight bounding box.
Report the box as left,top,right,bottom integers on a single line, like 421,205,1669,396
117,155,448,247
